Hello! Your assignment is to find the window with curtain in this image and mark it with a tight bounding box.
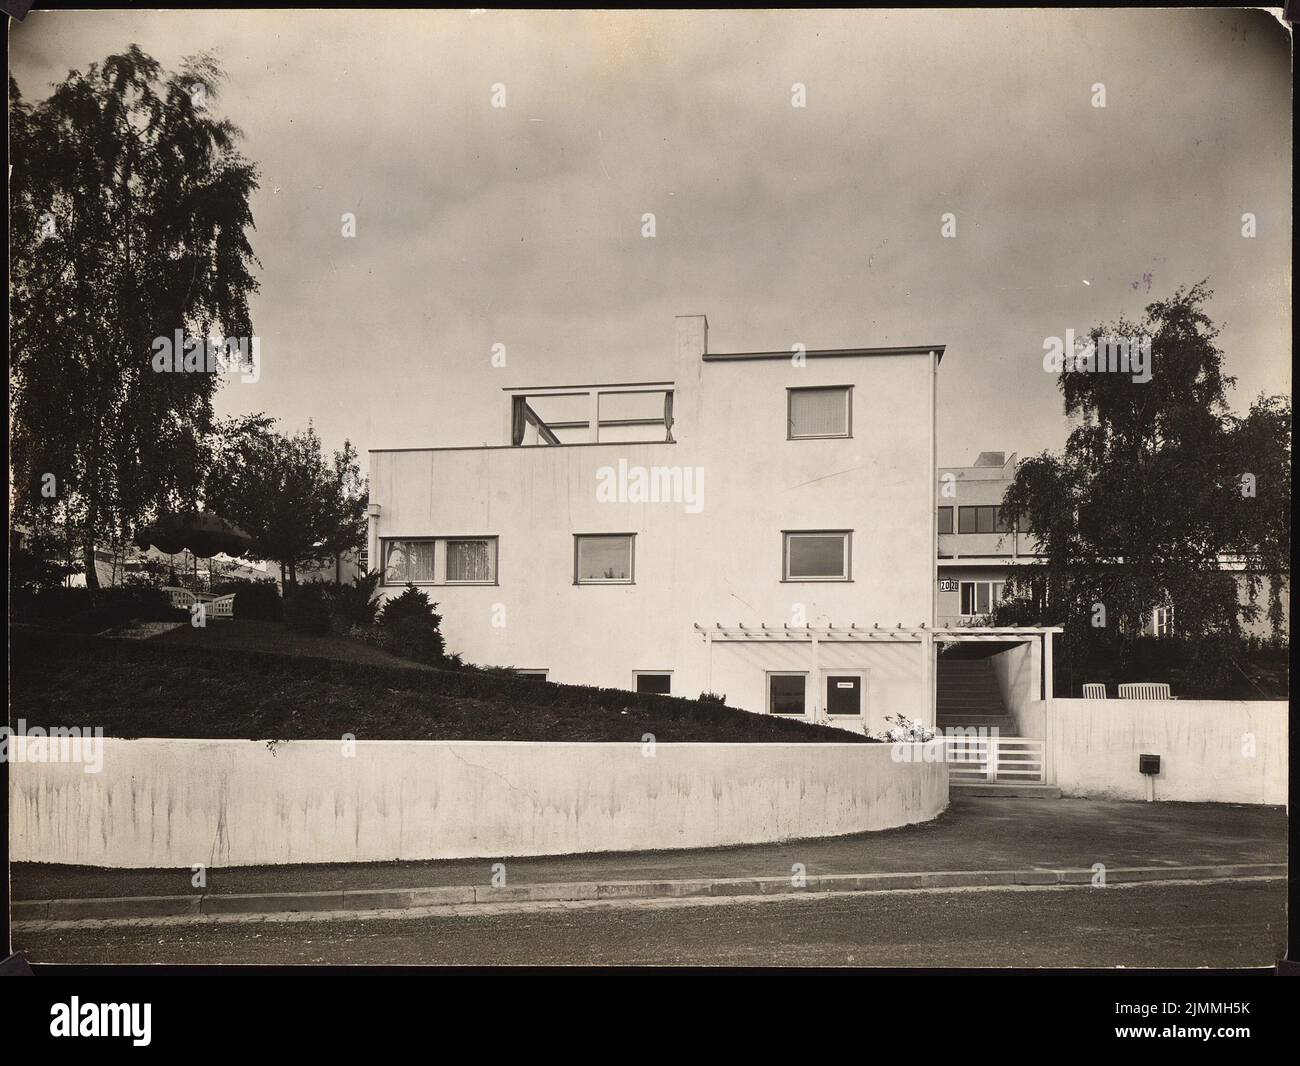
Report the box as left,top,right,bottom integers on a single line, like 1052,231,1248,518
383,540,436,584
446,539,496,583
787,386,851,439
381,537,497,585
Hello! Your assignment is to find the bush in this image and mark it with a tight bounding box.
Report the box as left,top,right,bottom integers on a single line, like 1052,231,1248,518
378,584,442,628
60,588,184,633
698,691,727,706
213,579,283,621
344,585,456,667
283,583,332,636
382,615,447,666
329,570,382,629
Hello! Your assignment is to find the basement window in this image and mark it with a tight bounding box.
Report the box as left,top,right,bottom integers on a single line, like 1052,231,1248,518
768,672,808,715
634,672,672,695
787,386,851,439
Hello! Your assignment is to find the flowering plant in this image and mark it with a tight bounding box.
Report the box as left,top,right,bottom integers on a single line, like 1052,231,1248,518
873,714,938,743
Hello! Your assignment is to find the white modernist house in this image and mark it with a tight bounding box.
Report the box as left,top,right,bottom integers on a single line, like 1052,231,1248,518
369,316,952,736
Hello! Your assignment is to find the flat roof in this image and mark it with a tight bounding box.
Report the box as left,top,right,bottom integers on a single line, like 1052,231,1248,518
704,345,946,364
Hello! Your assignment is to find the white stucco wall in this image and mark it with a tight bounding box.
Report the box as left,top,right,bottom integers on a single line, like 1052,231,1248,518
369,325,937,725
10,739,950,868
989,640,1041,734
1050,699,1287,805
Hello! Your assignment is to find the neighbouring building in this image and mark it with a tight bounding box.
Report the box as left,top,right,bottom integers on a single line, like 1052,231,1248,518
936,450,1288,639
369,316,947,734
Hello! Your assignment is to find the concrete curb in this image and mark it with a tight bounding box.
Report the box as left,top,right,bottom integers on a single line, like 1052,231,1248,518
11,863,1285,922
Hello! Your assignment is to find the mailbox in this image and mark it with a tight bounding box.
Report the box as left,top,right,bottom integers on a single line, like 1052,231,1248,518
1139,754,1161,775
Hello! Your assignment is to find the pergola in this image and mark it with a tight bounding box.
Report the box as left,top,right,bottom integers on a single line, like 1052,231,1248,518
691,622,1064,755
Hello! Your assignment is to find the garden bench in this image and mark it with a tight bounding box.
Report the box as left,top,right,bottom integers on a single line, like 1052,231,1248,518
1117,683,1172,700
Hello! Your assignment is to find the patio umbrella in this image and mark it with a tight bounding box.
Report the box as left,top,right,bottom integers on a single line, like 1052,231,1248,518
133,511,255,559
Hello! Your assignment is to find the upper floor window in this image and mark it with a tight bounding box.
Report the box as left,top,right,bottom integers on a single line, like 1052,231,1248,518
787,386,851,439
575,533,635,584
382,536,497,586
960,580,1004,615
783,530,851,581
938,507,954,535
957,505,1014,534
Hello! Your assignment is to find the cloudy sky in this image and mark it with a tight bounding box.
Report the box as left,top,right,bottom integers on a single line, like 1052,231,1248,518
9,8,1291,470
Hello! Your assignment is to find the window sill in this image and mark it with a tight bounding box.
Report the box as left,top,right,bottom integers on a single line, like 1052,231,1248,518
780,578,853,583
381,581,499,588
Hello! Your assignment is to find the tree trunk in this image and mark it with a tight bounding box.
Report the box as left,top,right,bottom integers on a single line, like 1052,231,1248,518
83,539,100,594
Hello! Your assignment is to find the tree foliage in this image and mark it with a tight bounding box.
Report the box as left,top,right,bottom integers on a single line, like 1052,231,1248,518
204,417,367,585
996,282,1290,690
9,47,260,590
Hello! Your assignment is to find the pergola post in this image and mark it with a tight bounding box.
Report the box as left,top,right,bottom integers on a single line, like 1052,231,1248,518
705,627,714,695
1043,630,1056,786
922,630,935,729
810,631,822,721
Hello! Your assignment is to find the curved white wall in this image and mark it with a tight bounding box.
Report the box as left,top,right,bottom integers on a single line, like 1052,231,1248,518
10,739,948,868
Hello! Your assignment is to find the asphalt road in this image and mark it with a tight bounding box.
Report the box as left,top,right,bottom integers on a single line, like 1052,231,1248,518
17,879,1285,968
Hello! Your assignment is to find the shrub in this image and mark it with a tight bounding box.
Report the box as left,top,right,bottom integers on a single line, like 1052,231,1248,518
60,588,184,633
382,615,447,666
283,583,332,635
698,691,727,705
378,584,442,628
213,579,283,621
329,570,382,629
346,585,456,667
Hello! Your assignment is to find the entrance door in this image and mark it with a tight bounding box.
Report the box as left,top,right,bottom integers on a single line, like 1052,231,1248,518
822,671,866,721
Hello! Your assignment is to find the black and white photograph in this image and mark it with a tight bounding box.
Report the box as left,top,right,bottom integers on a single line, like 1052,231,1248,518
4,3,1293,1001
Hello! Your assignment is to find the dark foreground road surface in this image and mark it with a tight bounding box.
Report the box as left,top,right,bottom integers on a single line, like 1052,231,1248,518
17,880,1285,969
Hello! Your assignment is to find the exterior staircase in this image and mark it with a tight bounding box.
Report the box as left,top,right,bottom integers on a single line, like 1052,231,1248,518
937,655,1061,797
936,656,1017,735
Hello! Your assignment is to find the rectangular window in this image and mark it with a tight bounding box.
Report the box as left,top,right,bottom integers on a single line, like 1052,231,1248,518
787,386,851,439
634,672,672,695
515,669,548,681
446,539,495,583
959,580,1003,616
381,537,497,585
768,673,807,715
575,533,634,584
938,507,953,535
783,531,851,581
382,539,437,584
957,506,1012,534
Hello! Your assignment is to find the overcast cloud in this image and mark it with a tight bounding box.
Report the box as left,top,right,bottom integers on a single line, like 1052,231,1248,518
9,8,1291,469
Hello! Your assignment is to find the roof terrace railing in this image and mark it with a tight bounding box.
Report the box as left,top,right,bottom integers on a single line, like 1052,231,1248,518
504,382,675,446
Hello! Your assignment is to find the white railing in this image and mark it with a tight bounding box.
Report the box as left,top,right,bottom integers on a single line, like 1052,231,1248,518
943,735,1045,784
1082,683,1107,699
1117,683,1172,700
161,586,235,619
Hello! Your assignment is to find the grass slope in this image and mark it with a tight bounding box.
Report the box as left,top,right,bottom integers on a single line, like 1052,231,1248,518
9,628,873,744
